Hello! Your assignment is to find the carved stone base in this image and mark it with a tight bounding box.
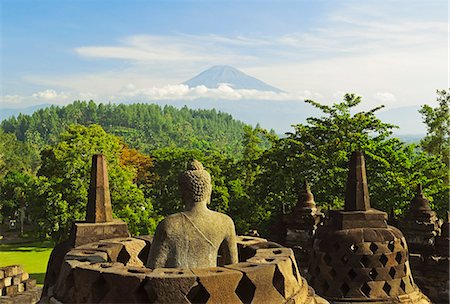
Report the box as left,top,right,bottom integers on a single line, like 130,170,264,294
70,219,130,247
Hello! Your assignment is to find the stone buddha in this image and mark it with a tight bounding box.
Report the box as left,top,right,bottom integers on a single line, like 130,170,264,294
147,160,238,269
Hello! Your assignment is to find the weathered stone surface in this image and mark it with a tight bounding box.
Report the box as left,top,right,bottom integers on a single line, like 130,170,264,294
147,160,238,269
144,268,197,303
308,151,430,303
191,267,243,304
226,262,286,303
53,260,89,302
398,185,440,254
100,237,146,267
65,249,108,263
86,154,113,223
70,220,130,247
78,241,124,262
100,265,151,303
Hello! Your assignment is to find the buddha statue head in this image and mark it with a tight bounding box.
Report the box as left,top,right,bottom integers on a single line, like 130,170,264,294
179,159,212,209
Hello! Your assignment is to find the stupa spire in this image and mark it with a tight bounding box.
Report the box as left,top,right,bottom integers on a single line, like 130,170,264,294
86,154,113,223
344,151,370,211
296,179,316,209
410,183,432,212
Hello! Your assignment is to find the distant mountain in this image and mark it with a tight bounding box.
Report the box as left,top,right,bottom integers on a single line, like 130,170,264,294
0,104,52,121
183,65,284,92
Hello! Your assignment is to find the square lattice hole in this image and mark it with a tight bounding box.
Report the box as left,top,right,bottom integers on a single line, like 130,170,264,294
389,267,396,279
380,254,388,266
369,243,378,254
387,241,395,252
360,256,370,268
340,283,350,296
395,252,402,264
383,282,392,295
361,282,371,297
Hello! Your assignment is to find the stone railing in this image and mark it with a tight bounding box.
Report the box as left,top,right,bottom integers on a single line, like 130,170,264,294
46,236,327,303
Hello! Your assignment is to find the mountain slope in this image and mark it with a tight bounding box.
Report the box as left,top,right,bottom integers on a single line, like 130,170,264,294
183,65,284,92
0,104,52,121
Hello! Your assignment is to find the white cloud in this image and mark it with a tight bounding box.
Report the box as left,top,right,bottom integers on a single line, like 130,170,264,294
373,92,397,103
32,89,68,100
114,83,319,102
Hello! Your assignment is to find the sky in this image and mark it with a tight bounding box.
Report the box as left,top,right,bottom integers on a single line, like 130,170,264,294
0,0,448,132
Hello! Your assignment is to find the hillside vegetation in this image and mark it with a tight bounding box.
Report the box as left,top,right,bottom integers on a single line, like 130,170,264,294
0,92,448,241
1,101,248,155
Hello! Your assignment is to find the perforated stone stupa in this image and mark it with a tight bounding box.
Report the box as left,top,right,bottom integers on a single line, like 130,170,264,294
283,180,324,272
398,184,440,254
308,151,430,303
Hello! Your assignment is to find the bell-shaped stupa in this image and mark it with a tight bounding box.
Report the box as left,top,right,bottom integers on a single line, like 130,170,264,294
398,184,440,254
308,151,430,303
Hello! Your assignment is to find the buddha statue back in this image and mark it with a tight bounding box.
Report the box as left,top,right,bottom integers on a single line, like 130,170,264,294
146,160,238,269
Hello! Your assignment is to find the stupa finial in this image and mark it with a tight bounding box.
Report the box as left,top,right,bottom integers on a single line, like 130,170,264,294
86,154,113,223
344,151,370,211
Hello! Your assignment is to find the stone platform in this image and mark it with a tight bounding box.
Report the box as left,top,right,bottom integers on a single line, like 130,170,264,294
44,236,328,304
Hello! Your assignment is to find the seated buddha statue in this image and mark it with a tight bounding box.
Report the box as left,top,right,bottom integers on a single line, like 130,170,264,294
146,160,238,268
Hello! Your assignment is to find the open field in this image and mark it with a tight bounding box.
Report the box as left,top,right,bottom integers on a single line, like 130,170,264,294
0,241,53,285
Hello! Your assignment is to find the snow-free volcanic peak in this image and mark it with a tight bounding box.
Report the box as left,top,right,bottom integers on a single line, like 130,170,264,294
183,65,284,93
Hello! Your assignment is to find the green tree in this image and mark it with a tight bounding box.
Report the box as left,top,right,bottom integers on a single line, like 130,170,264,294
30,124,161,242
419,89,450,164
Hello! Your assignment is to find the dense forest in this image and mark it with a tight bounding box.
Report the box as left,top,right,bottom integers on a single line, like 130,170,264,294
0,101,250,155
0,91,448,242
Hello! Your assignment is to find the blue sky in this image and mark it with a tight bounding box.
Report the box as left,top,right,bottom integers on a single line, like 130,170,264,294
0,0,448,132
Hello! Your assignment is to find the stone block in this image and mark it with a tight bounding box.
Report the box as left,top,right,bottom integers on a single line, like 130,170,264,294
12,275,22,285
72,263,109,303
134,235,153,264
54,260,89,302
5,285,18,297
100,266,152,303
247,256,300,299
191,267,243,304
78,241,124,262
65,248,108,263
145,268,197,304
0,270,4,280
0,277,12,288
24,279,36,291
100,237,146,267
2,265,22,277
70,220,130,247
226,262,286,303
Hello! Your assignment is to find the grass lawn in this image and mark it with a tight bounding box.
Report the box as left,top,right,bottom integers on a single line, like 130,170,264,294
0,241,54,285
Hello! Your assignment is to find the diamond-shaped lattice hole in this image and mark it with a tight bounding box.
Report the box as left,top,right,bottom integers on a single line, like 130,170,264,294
388,241,395,252
383,282,392,295
369,268,378,280
340,283,350,296
369,243,378,254
380,254,388,266
333,242,340,251
324,254,332,265
323,281,330,292
400,279,406,291
235,274,256,303
341,255,349,265
272,265,286,297
330,268,337,278
395,252,402,264
361,282,371,297
360,255,370,267
348,269,357,280
186,281,210,303
389,267,396,279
